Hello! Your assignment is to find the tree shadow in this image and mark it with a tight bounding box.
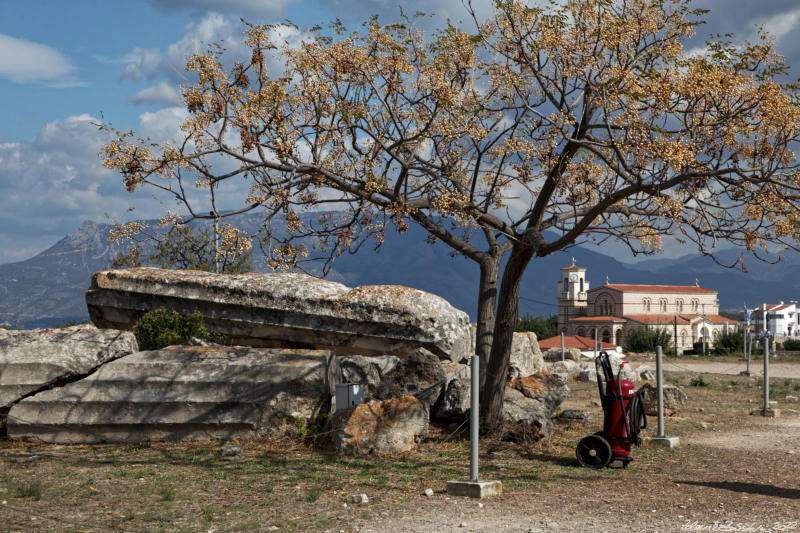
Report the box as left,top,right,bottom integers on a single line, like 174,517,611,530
676,480,800,499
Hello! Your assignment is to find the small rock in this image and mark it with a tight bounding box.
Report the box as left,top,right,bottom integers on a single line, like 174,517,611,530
423,488,434,497
478,503,484,509
557,409,590,425
700,422,709,429
218,445,242,457
349,493,369,504
590,400,601,407
459,521,468,528
784,395,798,403
697,407,704,412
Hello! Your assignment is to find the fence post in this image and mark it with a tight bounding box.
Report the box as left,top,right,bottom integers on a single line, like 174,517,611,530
656,345,664,438
470,354,479,482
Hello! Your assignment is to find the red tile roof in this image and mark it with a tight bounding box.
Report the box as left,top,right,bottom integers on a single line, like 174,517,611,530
570,316,626,322
623,314,738,325
538,335,618,351
600,284,716,294
561,265,585,271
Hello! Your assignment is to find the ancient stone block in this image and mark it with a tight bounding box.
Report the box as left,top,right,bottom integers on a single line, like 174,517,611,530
86,268,472,361
0,325,137,432
7,346,338,443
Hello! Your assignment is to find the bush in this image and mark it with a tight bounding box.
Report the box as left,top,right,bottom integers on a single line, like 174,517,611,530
623,326,671,353
714,328,743,353
515,314,558,339
783,338,800,351
133,308,226,351
690,376,710,387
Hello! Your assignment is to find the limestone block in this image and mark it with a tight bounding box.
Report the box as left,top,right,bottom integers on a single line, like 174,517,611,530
508,372,570,414
501,387,553,442
639,382,687,416
543,347,581,362
508,332,545,380
0,325,137,430
338,354,400,399
7,346,338,443
86,268,472,361
434,378,471,420
330,395,429,455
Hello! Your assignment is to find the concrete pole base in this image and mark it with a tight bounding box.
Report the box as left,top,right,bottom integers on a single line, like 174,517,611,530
750,408,780,417
446,480,502,499
642,436,680,448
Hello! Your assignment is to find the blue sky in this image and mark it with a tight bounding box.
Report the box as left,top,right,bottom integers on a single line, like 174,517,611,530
0,0,799,264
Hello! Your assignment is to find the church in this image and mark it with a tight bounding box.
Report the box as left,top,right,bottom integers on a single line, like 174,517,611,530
557,261,737,353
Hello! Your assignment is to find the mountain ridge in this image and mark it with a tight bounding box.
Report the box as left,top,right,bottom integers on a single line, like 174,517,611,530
1,218,797,328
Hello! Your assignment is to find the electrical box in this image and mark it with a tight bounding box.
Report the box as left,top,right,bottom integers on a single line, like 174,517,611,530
335,383,364,411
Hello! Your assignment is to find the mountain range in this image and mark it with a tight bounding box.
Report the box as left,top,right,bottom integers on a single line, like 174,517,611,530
1,217,798,329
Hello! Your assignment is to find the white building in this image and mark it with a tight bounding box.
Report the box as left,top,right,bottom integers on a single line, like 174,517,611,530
752,302,800,338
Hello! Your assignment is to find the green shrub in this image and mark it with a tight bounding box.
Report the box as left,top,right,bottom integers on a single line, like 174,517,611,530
690,376,710,387
133,308,226,350
515,314,558,339
13,481,42,500
693,341,706,354
623,326,671,352
714,328,743,353
783,338,800,351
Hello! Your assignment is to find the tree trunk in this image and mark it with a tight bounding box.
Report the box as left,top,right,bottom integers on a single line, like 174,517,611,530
480,243,534,428
475,256,500,388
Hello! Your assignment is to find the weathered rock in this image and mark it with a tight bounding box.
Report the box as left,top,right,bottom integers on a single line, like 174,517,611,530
331,395,429,455
551,372,570,383
338,354,400,399
547,360,579,378
543,347,581,362
501,387,554,442
509,372,570,413
557,409,590,425
638,382,688,416
508,332,545,380
637,364,655,381
502,372,570,441
7,346,338,443
440,360,469,385
434,378,471,420
219,445,242,457
86,268,472,361
369,349,445,405
0,325,138,432
576,362,598,382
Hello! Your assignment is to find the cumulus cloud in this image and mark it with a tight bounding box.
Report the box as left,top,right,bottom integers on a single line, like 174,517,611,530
129,81,182,106
118,12,310,89
0,34,81,86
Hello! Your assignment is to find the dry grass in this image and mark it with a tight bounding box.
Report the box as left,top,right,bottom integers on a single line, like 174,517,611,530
0,369,798,532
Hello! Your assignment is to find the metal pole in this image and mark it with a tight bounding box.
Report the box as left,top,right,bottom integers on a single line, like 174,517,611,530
656,346,664,438
763,337,770,412
561,332,565,362
470,354,479,482
594,328,598,360
702,304,706,356
746,330,751,374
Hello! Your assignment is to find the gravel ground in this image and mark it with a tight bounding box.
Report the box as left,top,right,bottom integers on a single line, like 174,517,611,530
663,360,800,379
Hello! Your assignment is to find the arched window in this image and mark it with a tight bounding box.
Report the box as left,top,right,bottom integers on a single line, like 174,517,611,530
580,279,584,292
691,299,699,313
601,299,610,315
676,299,684,313
602,329,611,343
659,299,667,312
615,329,623,345
643,298,651,312
577,328,585,337
680,331,687,346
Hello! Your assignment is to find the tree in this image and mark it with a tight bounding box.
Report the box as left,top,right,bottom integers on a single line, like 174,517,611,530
102,0,800,428
515,314,558,339
623,326,672,353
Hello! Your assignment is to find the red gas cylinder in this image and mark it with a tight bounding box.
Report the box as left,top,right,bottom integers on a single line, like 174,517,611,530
604,368,636,459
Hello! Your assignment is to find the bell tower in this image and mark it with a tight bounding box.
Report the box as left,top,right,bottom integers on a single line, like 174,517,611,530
558,259,589,333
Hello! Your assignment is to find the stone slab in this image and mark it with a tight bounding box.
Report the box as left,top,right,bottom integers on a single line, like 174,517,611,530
0,325,138,431
446,480,503,499
642,436,680,448
86,268,472,361
7,346,339,443
750,408,780,418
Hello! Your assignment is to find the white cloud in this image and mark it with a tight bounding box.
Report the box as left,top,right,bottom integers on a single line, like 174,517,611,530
129,81,182,105
118,12,309,86
118,47,162,83
0,34,80,86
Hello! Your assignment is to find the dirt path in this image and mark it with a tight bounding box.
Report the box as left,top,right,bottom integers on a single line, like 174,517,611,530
664,359,800,379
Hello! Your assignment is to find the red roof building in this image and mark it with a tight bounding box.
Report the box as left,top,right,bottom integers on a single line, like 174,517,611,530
556,264,734,353
538,335,618,351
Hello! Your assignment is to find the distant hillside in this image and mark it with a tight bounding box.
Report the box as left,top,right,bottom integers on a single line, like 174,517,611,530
1,217,798,328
